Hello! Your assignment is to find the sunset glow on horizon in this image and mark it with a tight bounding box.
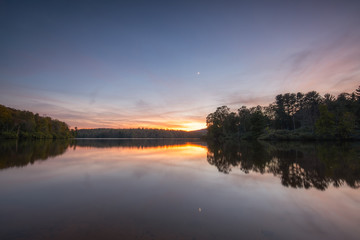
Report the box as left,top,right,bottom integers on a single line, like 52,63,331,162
74,121,207,131
1,0,360,129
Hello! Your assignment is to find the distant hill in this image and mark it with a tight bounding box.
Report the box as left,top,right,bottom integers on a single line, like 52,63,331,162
190,128,207,135
76,128,206,138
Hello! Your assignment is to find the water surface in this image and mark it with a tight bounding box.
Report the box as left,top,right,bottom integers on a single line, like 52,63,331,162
0,139,359,240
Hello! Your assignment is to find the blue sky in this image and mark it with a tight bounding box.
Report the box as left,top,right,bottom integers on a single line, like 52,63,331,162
1,0,360,130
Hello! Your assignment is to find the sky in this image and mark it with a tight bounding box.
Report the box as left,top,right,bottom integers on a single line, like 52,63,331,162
0,0,360,130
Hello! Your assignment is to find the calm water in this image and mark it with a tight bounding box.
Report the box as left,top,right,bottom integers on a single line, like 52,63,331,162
0,139,359,240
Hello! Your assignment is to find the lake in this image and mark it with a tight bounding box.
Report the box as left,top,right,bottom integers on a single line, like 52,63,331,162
0,139,359,240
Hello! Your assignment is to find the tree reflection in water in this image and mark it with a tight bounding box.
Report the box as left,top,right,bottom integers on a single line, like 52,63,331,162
1,139,359,191
0,139,70,170
0,139,204,169
207,141,360,190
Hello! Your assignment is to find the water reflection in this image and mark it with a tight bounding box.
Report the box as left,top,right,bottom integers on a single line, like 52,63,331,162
1,139,360,240
207,141,360,190
1,139,360,191
0,139,206,169
73,138,207,149
0,140,69,170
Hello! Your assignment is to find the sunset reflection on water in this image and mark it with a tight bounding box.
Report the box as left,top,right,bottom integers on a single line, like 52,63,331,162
0,139,359,240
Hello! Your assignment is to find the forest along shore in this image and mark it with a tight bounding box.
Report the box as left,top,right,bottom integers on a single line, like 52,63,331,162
206,86,360,141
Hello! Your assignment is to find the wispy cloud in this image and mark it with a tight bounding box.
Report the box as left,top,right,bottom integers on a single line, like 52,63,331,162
278,28,360,94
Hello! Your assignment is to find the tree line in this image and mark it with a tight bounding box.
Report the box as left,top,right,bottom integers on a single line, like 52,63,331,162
206,86,360,141
77,128,205,138
0,105,74,139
